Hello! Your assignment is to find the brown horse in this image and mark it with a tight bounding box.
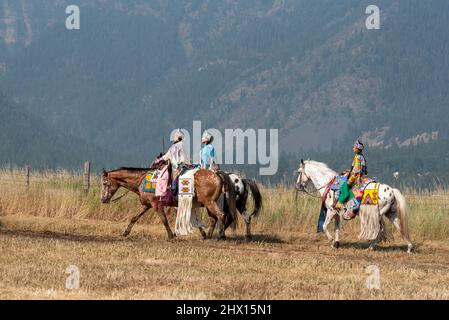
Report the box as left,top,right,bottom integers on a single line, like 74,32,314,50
101,167,237,240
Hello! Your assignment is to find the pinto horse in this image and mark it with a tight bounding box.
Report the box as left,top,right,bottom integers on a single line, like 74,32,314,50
101,167,237,240
223,173,263,241
296,160,413,253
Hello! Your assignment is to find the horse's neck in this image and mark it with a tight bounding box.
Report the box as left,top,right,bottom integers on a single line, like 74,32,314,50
307,166,336,197
111,171,145,193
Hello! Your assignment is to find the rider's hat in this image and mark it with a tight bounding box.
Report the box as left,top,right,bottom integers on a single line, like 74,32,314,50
202,131,213,143
174,129,184,142
354,139,364,151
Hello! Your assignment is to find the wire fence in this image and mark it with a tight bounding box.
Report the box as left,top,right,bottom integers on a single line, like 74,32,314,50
1,163,449,205
0,162,94,192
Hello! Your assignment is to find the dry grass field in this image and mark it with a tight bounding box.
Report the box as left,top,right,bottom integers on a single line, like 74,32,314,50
1,169,449,300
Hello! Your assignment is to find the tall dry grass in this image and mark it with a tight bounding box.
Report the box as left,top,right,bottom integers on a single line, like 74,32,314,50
0,169,448,240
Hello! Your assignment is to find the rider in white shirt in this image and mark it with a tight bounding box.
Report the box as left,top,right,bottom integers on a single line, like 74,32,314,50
161,129,190,170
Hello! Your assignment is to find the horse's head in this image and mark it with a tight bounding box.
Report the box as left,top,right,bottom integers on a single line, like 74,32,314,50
101,169,120,204
296,159,310,191
296,159,337,192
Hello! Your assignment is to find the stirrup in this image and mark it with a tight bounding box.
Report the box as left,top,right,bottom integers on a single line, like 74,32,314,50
334,202,342,211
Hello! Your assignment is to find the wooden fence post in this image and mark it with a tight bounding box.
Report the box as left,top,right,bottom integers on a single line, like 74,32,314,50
26,166,30,188
83,161,90,193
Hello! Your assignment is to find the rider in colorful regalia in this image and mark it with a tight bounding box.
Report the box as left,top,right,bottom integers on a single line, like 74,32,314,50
199,131,218,170
161,129,191,184
335,139,368,220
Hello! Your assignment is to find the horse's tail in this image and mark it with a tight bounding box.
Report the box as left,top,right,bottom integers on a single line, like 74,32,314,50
243,179,263,218
217,171,238,231
393,188,411,241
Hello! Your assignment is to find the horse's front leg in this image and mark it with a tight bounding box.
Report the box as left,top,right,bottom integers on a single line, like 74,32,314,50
332,214,341,249
323,209,335,242
123,206,149,237
156,207,175,240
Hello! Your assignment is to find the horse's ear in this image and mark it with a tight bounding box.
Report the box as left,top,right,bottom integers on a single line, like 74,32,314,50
300,159,304,165
159,152,163,158
102,168,107,175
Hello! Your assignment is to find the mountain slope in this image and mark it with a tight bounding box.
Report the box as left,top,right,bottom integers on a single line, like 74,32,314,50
0,93,116,169
0,0,449,184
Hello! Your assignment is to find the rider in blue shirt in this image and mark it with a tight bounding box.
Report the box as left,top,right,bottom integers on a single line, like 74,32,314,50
200,131,217,170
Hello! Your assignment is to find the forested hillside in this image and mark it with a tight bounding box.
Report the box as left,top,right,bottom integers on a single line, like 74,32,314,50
0,93,117,169
1,0,448,186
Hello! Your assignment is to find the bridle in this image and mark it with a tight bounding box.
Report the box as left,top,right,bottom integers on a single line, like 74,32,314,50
110,189,130,202
296,164,333,199
102,175,130,203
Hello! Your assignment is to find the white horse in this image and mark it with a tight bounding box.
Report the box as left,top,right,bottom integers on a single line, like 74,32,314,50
296,160,413,253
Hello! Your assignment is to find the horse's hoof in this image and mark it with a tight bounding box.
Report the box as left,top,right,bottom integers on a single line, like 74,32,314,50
332,241,340,249
245,236,251,242
122,231,130,237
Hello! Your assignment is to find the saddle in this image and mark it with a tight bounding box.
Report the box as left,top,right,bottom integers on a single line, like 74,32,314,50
323,176,379,209
141,165,200,198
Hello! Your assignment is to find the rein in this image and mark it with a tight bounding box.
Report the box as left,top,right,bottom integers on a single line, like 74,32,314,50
111,190,130,202
297,183,329,199
107,169,150,203
297,166,334,199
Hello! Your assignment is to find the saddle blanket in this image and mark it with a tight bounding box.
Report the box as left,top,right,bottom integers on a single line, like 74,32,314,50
343,182,379,218
360,182,379,205
351,181,379,206
178,176,194,195
140,170,160,193
175,168,205,236
330,175,348,191
324,176,379,206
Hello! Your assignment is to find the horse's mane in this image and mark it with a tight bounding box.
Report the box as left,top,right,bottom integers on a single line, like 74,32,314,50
109,167,153,173
304,160,337,177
